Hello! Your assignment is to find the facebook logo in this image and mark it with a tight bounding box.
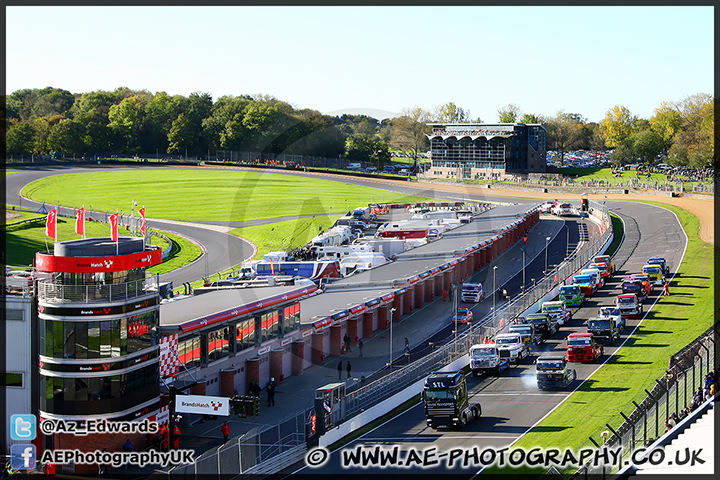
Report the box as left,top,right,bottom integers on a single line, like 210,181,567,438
11,444,37,470
10,414,36,440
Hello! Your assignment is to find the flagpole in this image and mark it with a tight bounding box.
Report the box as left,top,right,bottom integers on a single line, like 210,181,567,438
116,209,119,256
82,204,86,239
56,205,60,244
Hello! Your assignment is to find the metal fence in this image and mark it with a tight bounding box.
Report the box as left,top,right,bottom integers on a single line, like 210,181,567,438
166,410,307,477
36,276,159,303
570,326,717,480
165,201,612,477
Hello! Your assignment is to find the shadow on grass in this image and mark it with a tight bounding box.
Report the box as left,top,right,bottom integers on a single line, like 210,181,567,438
608,360,653,365
579,380,631,392
632,330,674,335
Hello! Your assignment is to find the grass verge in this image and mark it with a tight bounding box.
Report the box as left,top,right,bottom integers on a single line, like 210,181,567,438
483,201,713,476
605,213,624,257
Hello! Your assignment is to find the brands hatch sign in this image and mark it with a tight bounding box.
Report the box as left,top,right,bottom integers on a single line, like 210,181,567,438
35,248,162,273
175,394,229,416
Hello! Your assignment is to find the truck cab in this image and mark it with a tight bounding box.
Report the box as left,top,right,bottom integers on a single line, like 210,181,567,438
573,274,596,297
524,313,557,340
593,255,616,275
536,355,576,390
508,324,534,345
629,273,653,295
541,300,572,326
422,371,482,429
551,202,574,216
559,285,584,306
567,332,603,362
641,264,665,286
648,257,669,276
621,279,648,302
461,282,484,302
494,333,531,364
587,316,624,344
589,262,610,279
616,293,644,318
580,268,604,289
469,343,509,376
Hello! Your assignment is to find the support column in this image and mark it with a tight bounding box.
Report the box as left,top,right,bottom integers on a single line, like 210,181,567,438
480,246,487,267
443,271,452,295
330,325,342,356
363,311,375,336
434,275,443,297
403,289,413,314
347,318,358,345
270,348,284,384
378,306,390,329
311,333,324,365
414,282,424,309
291,340,304,376
425,277,435,302
220,368,235,397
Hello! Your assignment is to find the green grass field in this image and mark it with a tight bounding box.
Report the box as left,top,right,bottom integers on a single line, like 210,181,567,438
485,201,713,476
21,170,431,222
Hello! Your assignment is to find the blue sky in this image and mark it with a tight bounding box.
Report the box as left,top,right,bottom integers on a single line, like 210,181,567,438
6,6,714,123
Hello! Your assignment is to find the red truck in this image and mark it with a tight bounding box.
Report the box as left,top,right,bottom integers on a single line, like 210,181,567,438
567,332,603,362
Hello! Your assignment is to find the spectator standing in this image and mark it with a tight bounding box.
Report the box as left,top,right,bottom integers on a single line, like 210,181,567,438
337,361,343,380
443,289,447,302
221,422,230,443
404,337,410,353
347,361,352,379
358,338,364,357
267,378,276,407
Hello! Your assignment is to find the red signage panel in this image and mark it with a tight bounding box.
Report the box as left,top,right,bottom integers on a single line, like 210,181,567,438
36,248,163,273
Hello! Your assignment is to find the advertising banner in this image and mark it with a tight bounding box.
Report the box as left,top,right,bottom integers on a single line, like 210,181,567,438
175,394,229,416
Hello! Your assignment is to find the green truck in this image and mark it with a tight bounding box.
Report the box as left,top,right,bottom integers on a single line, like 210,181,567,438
559,284,584,306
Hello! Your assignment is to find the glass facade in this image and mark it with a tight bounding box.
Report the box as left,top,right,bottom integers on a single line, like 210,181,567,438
178,336,201,369
39,310,158,359
283,304,300,333
40,363,158,416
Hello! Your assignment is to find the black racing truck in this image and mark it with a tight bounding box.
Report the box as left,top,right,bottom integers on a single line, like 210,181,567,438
536,355,576,390
422,371,482,429
587,316,624,345
523,313,557,343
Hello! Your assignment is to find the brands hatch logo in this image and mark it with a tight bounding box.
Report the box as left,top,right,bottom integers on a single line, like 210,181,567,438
38,306,45,313
210,401,224,411
230,309,239,316
36,257,44,268
104,260,114,268
137,254,153,264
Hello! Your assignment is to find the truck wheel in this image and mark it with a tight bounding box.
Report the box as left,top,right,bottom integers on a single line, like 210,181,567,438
461,414,467,426
495,366,501,376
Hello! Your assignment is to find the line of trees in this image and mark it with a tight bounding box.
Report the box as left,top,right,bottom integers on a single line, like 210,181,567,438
4,87,714,169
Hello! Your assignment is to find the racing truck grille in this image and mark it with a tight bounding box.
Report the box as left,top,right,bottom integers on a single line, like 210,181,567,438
499,350,511,358
427,407,455,416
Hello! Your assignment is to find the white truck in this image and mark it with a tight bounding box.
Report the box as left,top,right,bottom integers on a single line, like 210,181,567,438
470,343,509,376
494,333,532,364
551,202,574,216
461,282,484,302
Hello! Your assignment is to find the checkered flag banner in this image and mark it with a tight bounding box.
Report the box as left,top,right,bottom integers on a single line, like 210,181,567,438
159,334,179,378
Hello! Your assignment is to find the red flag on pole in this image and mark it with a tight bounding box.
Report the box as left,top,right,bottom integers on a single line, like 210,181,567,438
75,207,85,236
45,210,57,239
109,213,119,242
139,207,146,235
270,258,274,275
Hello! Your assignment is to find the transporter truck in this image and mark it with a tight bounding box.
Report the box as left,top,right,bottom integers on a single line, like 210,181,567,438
422,371,482,429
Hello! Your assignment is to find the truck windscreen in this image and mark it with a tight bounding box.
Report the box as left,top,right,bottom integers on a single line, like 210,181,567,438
537,361,563,371
588,320,610,329
424,390,455,400
472,348,495,357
